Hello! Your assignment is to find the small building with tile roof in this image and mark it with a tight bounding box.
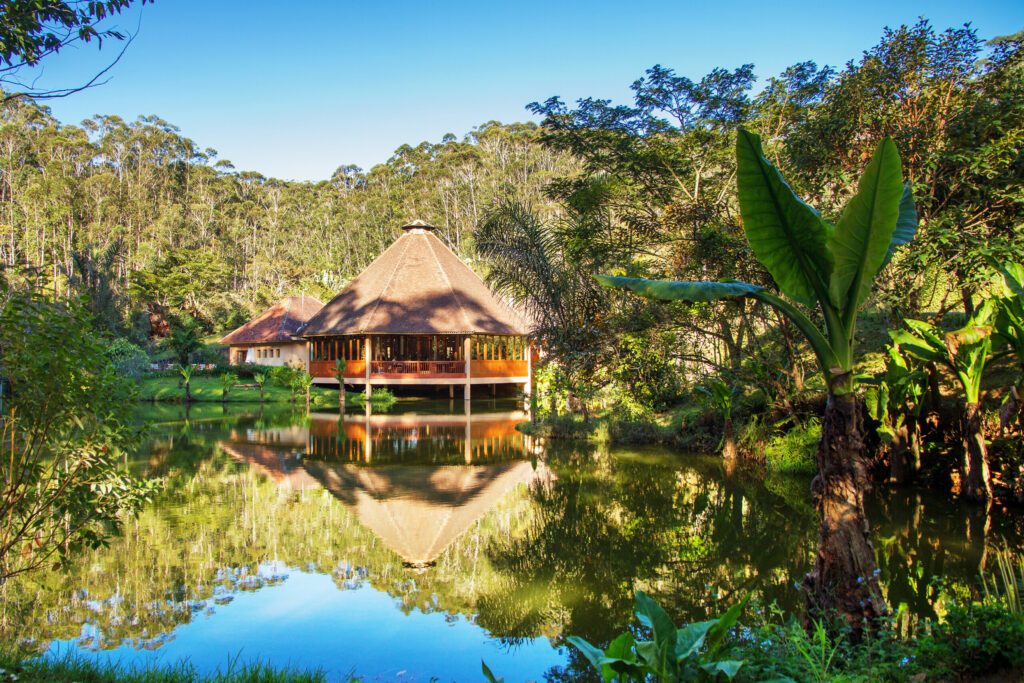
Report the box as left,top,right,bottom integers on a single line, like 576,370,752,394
220,295,324,369
301,220,534,399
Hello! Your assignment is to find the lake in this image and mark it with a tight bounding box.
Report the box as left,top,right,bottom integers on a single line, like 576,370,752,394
1,400,1020,681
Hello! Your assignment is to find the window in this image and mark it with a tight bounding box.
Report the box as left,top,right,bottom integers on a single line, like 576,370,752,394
276,348,281,358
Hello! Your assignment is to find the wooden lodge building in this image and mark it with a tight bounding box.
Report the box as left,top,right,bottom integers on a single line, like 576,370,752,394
300,220,533,399
220,295,324,367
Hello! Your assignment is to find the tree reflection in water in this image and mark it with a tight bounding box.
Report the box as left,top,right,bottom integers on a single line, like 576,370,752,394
0,402,1019,678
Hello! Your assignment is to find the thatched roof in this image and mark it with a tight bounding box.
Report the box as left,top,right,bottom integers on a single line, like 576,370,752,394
301,221,530,336
220,296,324,345
303,461,551,566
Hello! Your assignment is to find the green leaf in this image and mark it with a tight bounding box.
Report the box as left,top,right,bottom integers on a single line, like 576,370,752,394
596,274,840,384
829,137,905,318
481,660,503,683
986,256,1024,299
635,592,678,678
705,594,749,654
882,183,918,268
567,636,608,671
596,275,763,302
864,386,886,421
675,620,716,660
701,660,745,680
736,128,833,307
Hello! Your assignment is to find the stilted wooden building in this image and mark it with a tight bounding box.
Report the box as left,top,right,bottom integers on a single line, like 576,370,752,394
300,220,533,399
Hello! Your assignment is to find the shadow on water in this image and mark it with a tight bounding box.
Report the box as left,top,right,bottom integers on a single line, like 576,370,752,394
1,399,1020,680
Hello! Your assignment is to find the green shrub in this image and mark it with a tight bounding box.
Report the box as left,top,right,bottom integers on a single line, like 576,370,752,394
764,419,820,475
267,365,299,387
917,602,1024,678
105,338,149,379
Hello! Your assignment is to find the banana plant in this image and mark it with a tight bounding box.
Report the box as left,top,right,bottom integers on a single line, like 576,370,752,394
988,259,1024,436
177,364,193,404
219,371,238,403
598,128,916,631
697,378,738,460
567,591,748,682
252,371,267,403
865,346,927,484
891,302,996,501
297,370,314,412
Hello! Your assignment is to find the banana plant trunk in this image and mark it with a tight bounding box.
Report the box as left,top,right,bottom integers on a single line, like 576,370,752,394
805,392,886,635
889,421,921,485
722,416,737,460
184,380,192,404
961,402,992,502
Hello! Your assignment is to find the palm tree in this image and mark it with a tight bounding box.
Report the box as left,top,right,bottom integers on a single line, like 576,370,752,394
476,199,613,417
599,129,916,632
178,364,194,404
219,372,238,403
253,372,267,403
697,379,737,460
334,358,347,412
298,371,314,412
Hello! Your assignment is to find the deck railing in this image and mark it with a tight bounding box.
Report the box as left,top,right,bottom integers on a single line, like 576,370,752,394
310,359,526,380
370,360,464,376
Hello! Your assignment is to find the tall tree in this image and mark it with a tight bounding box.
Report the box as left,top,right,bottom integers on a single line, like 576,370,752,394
600,130,916,633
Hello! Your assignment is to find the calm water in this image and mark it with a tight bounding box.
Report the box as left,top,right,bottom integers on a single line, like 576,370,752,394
2,400,1022,682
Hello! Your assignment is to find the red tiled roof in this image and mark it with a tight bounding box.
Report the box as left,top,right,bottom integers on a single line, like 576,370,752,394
301,223,531,336
220,296,324,345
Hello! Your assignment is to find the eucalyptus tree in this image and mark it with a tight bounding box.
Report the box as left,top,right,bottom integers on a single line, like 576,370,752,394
600,129,916,631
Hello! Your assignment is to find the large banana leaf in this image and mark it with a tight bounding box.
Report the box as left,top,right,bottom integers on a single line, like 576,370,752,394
828,138,905,319
882,183,918,268
596,274,839,381
594,275,763,301
735,128,833,308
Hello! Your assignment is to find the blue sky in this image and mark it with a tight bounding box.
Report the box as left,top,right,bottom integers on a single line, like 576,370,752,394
21,0,1024,182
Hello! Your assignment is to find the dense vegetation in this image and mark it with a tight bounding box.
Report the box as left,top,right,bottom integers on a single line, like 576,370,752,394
1,12,1024,682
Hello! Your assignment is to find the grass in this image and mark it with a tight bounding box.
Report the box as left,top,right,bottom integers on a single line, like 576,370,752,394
136,375,392,408
0,651,341,683
763,418,820,475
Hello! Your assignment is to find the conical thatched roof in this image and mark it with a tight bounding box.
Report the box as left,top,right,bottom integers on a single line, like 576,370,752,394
220,296,324,345
303,460,550,566
301,222,530,336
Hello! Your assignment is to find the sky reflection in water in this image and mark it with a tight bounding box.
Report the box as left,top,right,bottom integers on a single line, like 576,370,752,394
5,399,1020,682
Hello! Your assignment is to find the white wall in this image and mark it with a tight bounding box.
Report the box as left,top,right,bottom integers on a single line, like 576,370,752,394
232,342,308,370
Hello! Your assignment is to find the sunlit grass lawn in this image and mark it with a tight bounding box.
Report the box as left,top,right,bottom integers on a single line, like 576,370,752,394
137,374,339,405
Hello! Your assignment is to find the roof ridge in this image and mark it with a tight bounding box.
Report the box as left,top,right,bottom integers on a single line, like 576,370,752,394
424,232,474,332
362,233,414,334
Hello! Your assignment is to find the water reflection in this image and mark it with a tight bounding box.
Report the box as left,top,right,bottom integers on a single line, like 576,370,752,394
0,401,1020,682
219,407,552,566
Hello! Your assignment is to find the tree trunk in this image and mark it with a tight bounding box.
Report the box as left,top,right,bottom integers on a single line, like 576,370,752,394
722,417,737,460
961,402,991,502
805,392,886,636
184,380,191,404
889,420,921,485
339,386,346,414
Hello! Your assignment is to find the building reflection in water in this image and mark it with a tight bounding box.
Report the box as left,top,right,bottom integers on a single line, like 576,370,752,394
217,405,551,567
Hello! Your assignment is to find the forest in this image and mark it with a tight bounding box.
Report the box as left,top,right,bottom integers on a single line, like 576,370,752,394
1,11,1024,683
